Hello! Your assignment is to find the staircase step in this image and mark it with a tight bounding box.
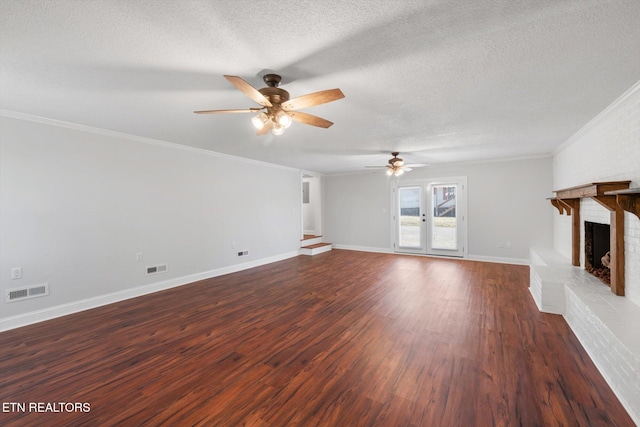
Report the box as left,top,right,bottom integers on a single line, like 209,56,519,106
301,235,323,246
300,242,332,256
303,234,322,240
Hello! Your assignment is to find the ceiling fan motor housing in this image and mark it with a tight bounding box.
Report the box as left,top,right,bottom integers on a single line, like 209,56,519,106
260,74,291,108
389,152,403,166
258,87,290,105
263,73,283,87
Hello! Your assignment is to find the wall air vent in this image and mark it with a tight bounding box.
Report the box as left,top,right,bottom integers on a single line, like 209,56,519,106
6,283,49,303
146,264,168,275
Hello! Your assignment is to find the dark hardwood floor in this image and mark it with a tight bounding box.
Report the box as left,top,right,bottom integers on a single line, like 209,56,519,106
0,250,634,426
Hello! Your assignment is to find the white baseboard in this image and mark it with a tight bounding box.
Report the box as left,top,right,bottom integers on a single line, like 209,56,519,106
333,245,529,266
332,244,393,254
0,251,299,332
466,255,530,266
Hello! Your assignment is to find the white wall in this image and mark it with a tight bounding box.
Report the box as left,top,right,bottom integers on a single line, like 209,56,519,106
553,81,640,305
0,114,301,329
324,171,394,250
324,156,554,262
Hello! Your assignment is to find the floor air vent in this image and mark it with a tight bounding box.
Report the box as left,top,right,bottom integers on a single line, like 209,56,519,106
6,283,49,303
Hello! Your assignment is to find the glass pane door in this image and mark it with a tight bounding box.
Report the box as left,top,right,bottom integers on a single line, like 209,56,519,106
396,185,426,253
427,181,465,257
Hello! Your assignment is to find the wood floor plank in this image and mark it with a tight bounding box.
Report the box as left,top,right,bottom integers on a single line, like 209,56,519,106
0,250,634,426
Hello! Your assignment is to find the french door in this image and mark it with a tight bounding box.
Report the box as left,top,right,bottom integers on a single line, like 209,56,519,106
393,177,466,257
395,185,427,253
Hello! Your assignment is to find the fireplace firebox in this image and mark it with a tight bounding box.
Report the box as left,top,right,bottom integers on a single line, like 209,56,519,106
584,221,610,284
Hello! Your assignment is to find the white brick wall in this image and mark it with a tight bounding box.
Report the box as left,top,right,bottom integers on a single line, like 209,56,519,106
554,81,640,305
552,81,640,424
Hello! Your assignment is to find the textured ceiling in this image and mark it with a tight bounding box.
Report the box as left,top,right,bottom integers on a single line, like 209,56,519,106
1,0,639,174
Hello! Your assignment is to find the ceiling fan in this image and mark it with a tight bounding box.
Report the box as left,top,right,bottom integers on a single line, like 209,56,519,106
365,152,428,176
194,74,345,136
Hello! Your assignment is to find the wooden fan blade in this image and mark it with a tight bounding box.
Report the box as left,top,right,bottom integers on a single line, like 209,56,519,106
281,88,344,111
289,111,334,128
256,120,273,135
194,108,263,114
224,75,272,107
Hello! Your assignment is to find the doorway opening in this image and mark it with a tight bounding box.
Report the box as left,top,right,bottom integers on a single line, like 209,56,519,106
302,174,322,239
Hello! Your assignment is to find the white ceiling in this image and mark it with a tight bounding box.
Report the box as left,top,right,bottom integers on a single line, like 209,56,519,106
1,0,639,174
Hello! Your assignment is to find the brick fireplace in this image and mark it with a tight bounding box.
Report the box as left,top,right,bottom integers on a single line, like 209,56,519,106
549,181,632,296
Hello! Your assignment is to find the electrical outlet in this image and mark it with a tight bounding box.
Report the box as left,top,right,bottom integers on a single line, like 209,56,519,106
505,241,512,248
11,267,22,280
498,242,504,248
136,253,143,262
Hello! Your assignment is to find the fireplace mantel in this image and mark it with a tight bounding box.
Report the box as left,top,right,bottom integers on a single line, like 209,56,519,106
605,188,640,220
549,181,631,296
553,181,631,199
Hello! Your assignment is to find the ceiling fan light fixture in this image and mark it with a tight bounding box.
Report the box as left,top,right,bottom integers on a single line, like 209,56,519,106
272,122,285,135
195,74,344,136
275,111,292,128
251,112,268,130
367,152,427,176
